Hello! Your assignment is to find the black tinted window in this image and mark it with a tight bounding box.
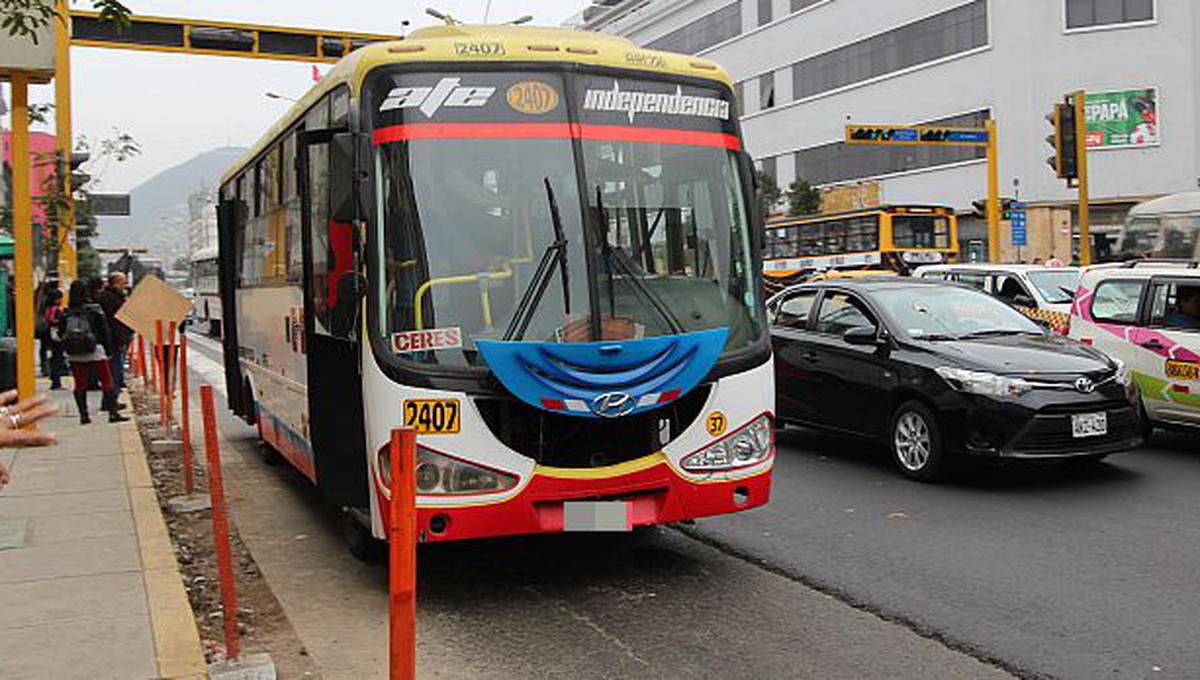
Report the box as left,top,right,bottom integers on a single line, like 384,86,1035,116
774,290,818,329
815,293,875,335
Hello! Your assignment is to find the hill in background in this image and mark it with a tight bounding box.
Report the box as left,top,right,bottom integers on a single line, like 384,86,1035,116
96,146,246,263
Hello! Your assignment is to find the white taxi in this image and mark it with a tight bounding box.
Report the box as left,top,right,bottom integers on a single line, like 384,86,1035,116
1069,261,1200,432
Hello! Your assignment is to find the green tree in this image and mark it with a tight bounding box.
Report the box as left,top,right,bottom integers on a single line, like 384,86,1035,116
0,0,131,44
786,179,822,216
76,244,101,278
755,169,781,217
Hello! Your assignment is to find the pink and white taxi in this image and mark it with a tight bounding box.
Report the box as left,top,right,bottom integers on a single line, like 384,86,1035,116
1069,261,1200,433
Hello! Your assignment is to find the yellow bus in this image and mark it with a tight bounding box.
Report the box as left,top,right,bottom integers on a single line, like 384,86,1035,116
762,205,959,288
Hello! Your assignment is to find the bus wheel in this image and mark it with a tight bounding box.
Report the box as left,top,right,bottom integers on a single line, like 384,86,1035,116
342,512,383,562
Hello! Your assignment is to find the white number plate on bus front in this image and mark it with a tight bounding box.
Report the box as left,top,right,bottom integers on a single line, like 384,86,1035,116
563,501,630,532
1071,412,1108,438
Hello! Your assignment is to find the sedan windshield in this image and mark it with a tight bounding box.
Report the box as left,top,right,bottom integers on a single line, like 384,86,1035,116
1026,269,1080,304
873,285,1042,339
369,69,762,368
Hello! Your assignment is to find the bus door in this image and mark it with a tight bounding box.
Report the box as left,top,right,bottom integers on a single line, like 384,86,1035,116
297,111,369,511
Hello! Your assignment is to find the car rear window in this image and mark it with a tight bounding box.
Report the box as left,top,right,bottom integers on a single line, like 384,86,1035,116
1090,280,1145,325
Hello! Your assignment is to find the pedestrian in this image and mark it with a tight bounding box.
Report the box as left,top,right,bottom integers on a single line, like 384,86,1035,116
42,288,68,390
35,281,57,376
58,280,129,424
1045,253,1065,267
0,389,59,490
95,272,132,397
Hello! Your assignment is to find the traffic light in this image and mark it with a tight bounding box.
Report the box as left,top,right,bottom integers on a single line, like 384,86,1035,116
973,197,1015,219
1045,100,1078,181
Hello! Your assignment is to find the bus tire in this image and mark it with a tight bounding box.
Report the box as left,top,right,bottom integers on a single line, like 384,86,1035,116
342,512,383,562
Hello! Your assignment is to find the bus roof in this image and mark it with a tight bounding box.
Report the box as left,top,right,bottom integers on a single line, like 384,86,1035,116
223,24,732,185
766,204,954,228
1128,191,1200,219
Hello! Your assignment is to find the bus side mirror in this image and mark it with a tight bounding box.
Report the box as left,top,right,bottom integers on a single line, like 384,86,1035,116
330,132,360,223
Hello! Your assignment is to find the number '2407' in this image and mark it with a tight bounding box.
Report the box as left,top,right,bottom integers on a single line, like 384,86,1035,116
402,399,461,434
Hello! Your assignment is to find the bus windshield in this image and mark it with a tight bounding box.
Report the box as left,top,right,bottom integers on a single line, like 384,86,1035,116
369,69,762,368
891,214,951,249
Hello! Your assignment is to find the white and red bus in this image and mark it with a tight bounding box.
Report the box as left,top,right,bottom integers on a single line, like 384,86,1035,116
216,24,774,553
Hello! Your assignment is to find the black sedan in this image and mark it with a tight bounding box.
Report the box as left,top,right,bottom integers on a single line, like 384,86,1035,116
768,278,1142,481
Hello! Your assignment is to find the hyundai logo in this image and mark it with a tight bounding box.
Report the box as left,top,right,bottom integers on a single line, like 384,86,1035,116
1074,377,1096,394
590,392,636,418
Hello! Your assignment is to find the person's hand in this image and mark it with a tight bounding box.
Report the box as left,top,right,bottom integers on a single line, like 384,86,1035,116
0,390,58,447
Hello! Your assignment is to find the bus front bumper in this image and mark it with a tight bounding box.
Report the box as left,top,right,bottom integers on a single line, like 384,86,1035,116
395,461,772,543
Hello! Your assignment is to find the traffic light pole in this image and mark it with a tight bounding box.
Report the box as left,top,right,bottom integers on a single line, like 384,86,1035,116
986,119,1000,263
12,73,35,402
1073,91,1092,267
55,0,75,285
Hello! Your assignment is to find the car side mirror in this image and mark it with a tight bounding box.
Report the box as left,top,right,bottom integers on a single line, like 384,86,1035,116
843,325,881,346
1012,294,1036,307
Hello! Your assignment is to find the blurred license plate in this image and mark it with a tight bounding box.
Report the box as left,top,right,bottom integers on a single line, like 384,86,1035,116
1071,412,1108,438
563,501,629,532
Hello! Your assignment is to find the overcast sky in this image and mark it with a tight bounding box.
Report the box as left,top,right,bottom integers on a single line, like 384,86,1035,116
17,0,585,192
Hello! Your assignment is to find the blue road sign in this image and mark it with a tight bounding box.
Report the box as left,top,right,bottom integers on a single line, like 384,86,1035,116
1010,201,1027,247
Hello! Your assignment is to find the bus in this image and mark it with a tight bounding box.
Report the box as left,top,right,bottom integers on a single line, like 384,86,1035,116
216,24,774,551
1116,191,1200,260
190,247,221,337
762,205,958,292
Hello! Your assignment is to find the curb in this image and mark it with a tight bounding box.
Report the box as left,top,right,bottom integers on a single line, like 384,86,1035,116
120,420,208,679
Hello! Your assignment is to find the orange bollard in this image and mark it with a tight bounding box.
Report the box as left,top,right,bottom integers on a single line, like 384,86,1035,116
155,320,166,432
389,428,417,680
148,333,157,394
137,336,148,389
180,333,194,495
167,321,177,432
201,384,240,661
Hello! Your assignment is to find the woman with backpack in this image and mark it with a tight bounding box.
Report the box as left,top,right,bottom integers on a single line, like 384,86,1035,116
59,280,129,424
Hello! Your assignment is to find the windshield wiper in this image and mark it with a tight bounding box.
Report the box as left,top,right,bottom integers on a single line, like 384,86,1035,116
914,333,960,341
958,328,1040,339
502,178,570,342
592,186,685,334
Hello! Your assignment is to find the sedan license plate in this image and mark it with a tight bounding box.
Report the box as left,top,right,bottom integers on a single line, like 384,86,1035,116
563,501,630,532
1071,412,1108,438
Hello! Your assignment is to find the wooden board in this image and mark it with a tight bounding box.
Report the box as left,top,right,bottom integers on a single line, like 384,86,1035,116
115,274,191,342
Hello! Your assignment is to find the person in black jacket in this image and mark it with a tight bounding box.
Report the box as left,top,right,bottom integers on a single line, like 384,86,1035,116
94,272,131,394
60,280,129,424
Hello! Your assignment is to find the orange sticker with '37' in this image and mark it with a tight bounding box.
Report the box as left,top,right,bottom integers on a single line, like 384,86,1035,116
706,411,727,437
1166,360,1200,381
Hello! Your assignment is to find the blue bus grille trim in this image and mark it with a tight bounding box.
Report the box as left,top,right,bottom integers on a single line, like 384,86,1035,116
475,328,728,419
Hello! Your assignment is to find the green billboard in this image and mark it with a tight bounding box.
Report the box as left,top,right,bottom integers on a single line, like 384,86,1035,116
1084,88,1158,150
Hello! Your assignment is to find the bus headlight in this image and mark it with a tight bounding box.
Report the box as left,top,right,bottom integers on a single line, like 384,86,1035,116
378,445,518,495
681,415,774,472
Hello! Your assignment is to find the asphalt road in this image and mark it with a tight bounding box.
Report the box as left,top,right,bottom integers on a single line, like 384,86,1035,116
182,331,1200,679
689,425,1200,680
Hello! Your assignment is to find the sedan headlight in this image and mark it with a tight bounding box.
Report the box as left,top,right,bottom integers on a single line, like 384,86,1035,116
1112,359,1132,387
378,445,518,495
936,366,1032,398
681,414,774,472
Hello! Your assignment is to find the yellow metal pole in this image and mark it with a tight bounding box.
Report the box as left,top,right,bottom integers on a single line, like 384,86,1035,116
55,0,76,286
986,119,1000,263
1074,91,1092,267
12,73,36,403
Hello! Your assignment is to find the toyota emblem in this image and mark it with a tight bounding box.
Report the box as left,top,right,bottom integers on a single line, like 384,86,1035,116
590,392,636,418
1074,377,1096,394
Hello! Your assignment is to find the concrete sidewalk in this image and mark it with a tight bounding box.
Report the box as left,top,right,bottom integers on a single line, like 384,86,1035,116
0,387,206,680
